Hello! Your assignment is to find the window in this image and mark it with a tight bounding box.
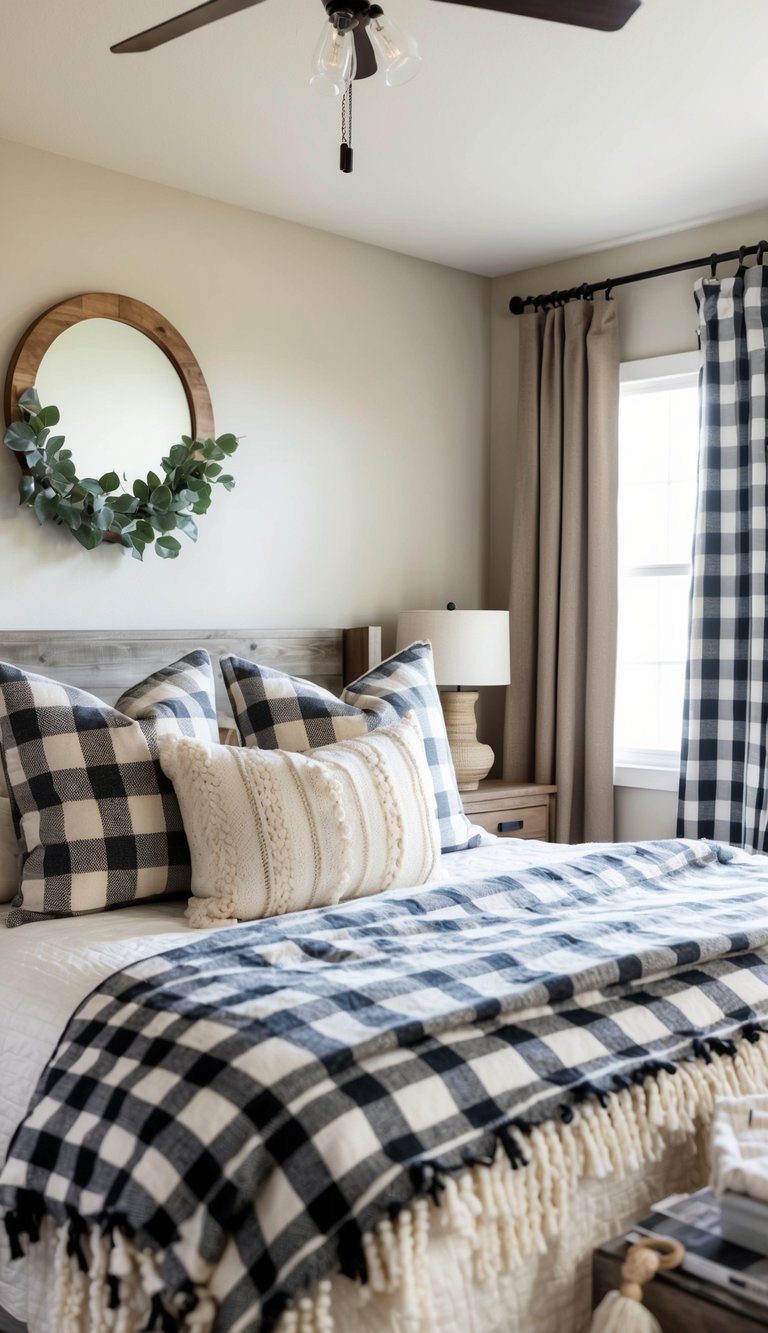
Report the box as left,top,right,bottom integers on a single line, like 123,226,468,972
614,352,700,791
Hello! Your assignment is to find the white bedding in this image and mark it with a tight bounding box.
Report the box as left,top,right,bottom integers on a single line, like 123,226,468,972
0,838,697,1333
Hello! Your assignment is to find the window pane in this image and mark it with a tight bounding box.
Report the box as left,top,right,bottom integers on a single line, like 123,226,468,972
615,366,698,766
615,663,660,752
619,392,672,484
667,481,697,565
617,573,691,668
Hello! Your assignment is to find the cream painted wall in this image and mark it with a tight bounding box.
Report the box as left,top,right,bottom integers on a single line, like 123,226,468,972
490,207,768,839
0,137,490,651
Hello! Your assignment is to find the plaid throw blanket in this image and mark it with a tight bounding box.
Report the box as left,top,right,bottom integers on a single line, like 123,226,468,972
5,839,768,1331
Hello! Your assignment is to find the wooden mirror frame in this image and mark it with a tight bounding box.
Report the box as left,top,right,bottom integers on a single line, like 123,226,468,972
4,292,214,439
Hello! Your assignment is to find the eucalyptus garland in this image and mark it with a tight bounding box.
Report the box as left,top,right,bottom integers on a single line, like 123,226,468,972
3,388,238,560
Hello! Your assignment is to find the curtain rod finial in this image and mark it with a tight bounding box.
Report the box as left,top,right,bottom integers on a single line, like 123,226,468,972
509,295,526,315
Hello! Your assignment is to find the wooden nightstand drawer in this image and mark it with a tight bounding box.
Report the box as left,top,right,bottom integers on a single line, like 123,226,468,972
470,804,548,840
461,781,557,842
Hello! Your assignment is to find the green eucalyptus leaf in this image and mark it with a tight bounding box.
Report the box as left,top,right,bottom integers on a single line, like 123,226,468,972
54,501,82,532
216,434,239,455
18,476,35,504
191,498,211,515
204,463,222,479
153,511,177,533
175,514,198,542
135,519,156,544
169,443,190,466
58,449,72,461
37,405,60,428
217,475,235,491
33,492,53,525
4,422,38,452
156,535,182,559
99,471,120,493
96,505,114,531
111,493,139,514
146,471,162,492
202,442,224,461
73,523,102,551
132,478,149,501
79,478,104,497
149,484,172,510
18,388,41,413
45,435,66,458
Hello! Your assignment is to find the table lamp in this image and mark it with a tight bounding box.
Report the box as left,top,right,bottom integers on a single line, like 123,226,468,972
396,604,511,791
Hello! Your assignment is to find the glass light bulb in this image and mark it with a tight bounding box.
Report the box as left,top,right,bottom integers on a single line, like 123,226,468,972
367,11,421,87
310,14,357,98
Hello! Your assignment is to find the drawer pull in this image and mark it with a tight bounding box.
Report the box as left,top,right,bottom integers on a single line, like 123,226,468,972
498,819,524,833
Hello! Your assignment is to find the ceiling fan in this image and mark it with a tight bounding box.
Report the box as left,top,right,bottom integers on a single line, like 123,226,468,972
111,0,641,172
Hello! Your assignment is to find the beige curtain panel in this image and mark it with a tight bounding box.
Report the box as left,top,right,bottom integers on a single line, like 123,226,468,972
503,299,619,843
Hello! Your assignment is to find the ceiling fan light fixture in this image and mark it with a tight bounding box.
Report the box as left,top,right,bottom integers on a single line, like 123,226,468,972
367,6,421,86
310,8,358,97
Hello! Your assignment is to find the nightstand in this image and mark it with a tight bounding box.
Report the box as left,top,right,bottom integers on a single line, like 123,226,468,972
461,780,557,842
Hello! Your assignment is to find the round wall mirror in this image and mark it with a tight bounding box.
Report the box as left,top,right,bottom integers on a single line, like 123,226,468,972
4,294,214,490
34,318,192,481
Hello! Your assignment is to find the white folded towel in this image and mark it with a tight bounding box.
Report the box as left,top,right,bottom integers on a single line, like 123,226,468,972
711,1094,768,1201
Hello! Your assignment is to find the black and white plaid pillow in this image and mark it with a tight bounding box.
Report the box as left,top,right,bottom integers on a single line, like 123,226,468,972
0,652,218,927
221,642,480,853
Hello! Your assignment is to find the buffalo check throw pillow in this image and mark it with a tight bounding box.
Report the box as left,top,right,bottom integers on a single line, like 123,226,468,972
0,652,218,927
221,641,480,853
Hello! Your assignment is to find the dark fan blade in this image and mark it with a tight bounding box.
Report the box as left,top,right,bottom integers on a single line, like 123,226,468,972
111,0,267,53
353,22,378,79
430,0,640,32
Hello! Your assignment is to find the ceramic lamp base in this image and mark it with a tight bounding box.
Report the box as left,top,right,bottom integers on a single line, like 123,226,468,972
440,689,494,792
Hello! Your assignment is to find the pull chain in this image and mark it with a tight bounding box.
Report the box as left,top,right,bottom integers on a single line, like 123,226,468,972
340,81,353,174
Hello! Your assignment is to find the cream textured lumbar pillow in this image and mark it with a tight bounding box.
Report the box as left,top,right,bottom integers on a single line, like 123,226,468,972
159,711,440,927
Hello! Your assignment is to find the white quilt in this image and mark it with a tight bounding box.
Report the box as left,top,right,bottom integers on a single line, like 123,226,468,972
0,838,701,1333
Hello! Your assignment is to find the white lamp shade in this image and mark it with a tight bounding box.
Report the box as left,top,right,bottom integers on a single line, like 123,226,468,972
396,610,511,687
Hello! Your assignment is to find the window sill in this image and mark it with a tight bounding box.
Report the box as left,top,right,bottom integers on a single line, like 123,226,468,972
614,764,679,793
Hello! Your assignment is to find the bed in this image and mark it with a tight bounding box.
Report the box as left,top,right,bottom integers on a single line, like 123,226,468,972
0,628,766,1333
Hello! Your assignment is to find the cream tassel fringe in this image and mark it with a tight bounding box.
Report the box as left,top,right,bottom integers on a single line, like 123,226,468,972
40,1033,768,1333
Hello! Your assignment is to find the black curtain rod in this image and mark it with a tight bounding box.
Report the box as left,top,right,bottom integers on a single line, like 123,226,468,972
508,240,768,315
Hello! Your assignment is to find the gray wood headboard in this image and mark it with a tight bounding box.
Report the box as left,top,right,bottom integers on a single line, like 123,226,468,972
0,627,382,724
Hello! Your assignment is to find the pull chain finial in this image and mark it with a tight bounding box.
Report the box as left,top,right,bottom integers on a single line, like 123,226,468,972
340,81,353,173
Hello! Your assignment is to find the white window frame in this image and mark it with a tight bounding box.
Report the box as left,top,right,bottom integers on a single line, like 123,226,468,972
614,350,700,793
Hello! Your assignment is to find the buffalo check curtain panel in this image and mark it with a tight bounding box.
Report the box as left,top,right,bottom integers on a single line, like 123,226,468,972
222,641,479,853
0,651,218,925
679,264,768,849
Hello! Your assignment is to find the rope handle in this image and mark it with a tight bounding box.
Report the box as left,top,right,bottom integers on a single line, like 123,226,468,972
619,1236,686,1302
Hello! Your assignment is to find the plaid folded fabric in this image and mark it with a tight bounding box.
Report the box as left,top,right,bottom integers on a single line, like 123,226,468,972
221,641,479,853
0,652,218,927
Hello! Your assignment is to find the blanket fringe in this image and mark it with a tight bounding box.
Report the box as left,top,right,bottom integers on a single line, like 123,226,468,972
19,1030,768,1332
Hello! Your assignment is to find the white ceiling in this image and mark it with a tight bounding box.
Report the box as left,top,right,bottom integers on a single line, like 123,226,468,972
1,0,766,276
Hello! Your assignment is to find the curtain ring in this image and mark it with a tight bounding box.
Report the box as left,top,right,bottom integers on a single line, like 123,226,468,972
758,240,768,265
709,253,718,279
605,280,614,301
737,245,749,277
579,282,592,301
